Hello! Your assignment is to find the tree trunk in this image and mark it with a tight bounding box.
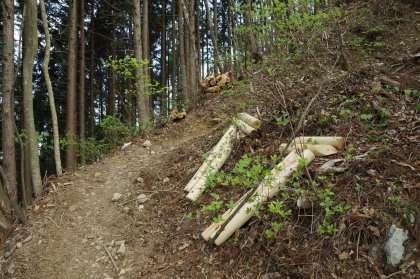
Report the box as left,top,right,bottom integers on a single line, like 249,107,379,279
204,0,223,74
108,0,116,115
23,0,42,197
171,0,177,110
243,0,260,62
127,12,134,124
141,0,152,127
161,0,168,117
89,0,95,137
178,0,188,104
1,0,17,201
134,0,149,128
66,0,78,169
79,0,86,164
40,0,63,176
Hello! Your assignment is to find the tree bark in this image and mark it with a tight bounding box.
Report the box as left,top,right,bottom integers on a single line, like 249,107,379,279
40,0,63,176
178,0,188,104
134,0,149,128
89,0,95,137
1,0,17,201
79,0,86,164
204,0,223,75
142,0,151,113
23,0,42,197
108,0,116,115
161,0,168,117
66,0,78,169
171,0,177,110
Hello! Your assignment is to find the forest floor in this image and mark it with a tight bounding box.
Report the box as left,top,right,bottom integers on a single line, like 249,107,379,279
1,1,420,279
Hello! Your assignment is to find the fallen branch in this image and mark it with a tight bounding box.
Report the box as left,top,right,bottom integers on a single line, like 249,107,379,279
103,244,119,273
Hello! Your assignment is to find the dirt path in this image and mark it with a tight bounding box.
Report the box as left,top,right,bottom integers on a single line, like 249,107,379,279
2,115,225,279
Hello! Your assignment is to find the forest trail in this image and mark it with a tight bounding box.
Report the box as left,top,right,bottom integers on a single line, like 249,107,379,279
3,112,226,279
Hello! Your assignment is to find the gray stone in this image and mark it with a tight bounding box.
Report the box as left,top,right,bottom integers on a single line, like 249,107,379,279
69,205,77,212
136,194,149,204
7,263,16,276
16,242,23,249
117,243,126,256
384,224,408,266
163,177,170,183
142,140,152,148
112,193,123,202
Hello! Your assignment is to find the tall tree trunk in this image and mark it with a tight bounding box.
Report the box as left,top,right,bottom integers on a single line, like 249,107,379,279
171,0,177,110
108,0,116,115
243,0,259,62
23,0,42,197
40,0,63,176
178,0,188,105
142,0,151,117
127,13,134,125
79,0,86,164
134,0,149,128
161,0,167,117
204,0,222,74
89,0,95,138
185,0,197,106
196,0,201,82
1,0,17,201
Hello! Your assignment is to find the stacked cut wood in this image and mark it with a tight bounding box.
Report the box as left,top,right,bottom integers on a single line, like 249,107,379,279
202,136,346,245
201,72,233,93
171,109,187,120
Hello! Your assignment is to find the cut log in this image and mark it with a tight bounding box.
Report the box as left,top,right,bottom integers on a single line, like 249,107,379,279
201,82,211,88
186,142,234,202
184,125,237,192
202,150,315,245
171,109,179,119
293,136,345,149
217,74,230,87
235,119,256,136
279,143,338,156
237,112,262,129
204,86,221,93
210,79,218,86
379,76,401,89
203,75,215,83
171,109,187,120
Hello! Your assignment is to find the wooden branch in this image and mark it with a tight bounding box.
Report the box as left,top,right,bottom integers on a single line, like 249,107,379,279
237,112,261,129
293,136,345,149
279,143,338,156
379,76,401,89
103,245,119,273
204,150,315,245
204,86,221,93
184,125,237,192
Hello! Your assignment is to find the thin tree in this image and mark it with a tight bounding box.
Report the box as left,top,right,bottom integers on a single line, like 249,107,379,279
1,0,17,201
178,0,188,105
134,0,150,127
66,0,78,169
79,0,86,164
23,0,42,197
89,0,95,137
40,0,63,176
142,0,151,115
108,0,116,115
161,0,167,117
204,0,222,74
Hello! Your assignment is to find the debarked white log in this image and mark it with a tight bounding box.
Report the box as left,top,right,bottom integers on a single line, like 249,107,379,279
202,149,315,245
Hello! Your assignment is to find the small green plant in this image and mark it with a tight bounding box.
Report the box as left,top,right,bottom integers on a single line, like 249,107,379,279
340,108,352,117
359,113,373,120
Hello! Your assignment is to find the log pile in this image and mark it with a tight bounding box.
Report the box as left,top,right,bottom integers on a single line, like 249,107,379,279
201,135,346,245
201,72,233,93
171,109,187,120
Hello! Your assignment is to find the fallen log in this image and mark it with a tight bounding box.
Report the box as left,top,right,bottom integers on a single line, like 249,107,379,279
279,143,338,156
184,125,237,192
238,112,262,129
171,109,187,120
235,119,257,136
379,76,401,89
203,150,315,245
204,86,221,93
292,136,345,149
201,82,211,89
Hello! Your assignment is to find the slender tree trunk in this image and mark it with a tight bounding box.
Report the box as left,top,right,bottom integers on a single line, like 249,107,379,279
40,0,63,176
243,0,259,62
127,13,134,125
1,0,17,201
171,0,177,109
204,0,222,74
79,0,86,164
23,0,42,197
108,0,116,115
178,0,188,104
196,0,201,82
89,0,95,137
134,0,149,128
161,0,167,117
142,0,151,117
66,0,78,169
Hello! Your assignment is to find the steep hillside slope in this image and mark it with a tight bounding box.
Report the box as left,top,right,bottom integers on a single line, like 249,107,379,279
1,1,419,278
